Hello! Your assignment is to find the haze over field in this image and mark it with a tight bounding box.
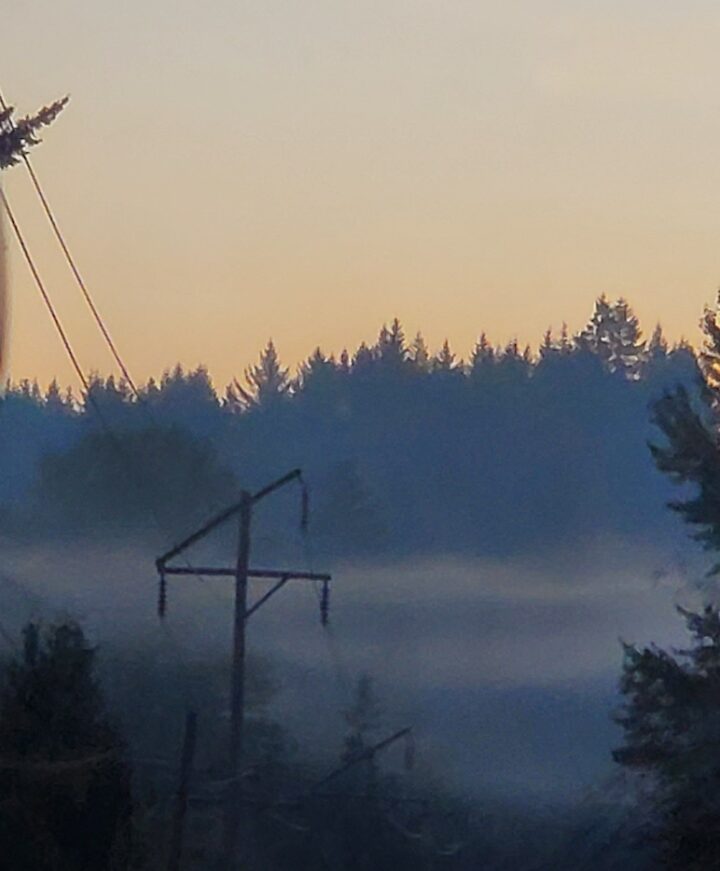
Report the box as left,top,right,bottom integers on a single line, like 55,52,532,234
0,536,701,801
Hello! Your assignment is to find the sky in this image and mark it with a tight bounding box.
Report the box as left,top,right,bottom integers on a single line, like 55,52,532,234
3,1,720,390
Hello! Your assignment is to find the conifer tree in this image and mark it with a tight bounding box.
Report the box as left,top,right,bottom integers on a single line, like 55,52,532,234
614,608,720,869
375,318,406,369
496,338,530,381
578,295,645,376
0,98,68,170
408,332,430,373
227,339,290,410
648,323,669,361
342,674,383,766
352,341,375,372
0,621,132,870
650,306,720,558
45,379,70,416
432,339,456,372
469,332,495,378
614,297,720,866
559,322,571,354
298,347,337,394
539,327,556,359
338,348,351,375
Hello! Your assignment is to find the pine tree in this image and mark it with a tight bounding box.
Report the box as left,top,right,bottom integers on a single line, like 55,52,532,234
0,98,68,170
648,323,669,361
408,331,430,373
375,318,406,369
559,322,571,354
0,621,132,870
298,347,337,392
539,327,556,359
314,461,386,553
700,294,720,390
432,339,456,372
342,674,382,764
496,338,530,382
341,675,384,797
45,379,70,416
352,341,375,373
578,295,645,377
614,607,720,869
613,296,720,866
227,339,290,411
611,298,645,378
650,305,720,559
469,332,495,379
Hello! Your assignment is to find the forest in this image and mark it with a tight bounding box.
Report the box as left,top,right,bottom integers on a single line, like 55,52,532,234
0,296,700,556
2,294,720,869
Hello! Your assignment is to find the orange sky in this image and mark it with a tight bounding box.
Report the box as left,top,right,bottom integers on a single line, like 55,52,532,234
3,1,720,391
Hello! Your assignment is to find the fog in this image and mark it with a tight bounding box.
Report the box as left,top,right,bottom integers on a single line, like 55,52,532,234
0,533,700,805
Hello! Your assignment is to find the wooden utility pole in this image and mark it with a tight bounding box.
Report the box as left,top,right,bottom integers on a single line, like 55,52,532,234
155,470,331,870
229,492,251,791
168,710,198,871
223,492,252,868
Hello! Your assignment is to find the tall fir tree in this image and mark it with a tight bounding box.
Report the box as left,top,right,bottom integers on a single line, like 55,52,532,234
226,339,291,411
432,339,457,372
578,295,645,377
408,331,430,373
614,296,720,867
375,318,407,369
0,621,132,870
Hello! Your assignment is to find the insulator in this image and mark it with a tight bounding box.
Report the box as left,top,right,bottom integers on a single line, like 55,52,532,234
320,580,330,626
158,570,167,619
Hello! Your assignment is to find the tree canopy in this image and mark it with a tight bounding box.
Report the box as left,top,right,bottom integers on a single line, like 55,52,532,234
0,98,68,170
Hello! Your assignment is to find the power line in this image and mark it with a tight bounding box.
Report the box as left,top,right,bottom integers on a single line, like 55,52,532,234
0,89,140,398
0,187,90,395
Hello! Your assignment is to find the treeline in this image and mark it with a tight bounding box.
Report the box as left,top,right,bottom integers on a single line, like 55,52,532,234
0,296,700,556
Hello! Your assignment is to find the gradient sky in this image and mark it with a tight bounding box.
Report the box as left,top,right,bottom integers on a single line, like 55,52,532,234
4,1,720,390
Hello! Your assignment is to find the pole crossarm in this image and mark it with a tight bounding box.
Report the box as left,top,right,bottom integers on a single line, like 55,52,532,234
161,567,330,582
156,470,303,569
311,728,413,790
159,566,331,620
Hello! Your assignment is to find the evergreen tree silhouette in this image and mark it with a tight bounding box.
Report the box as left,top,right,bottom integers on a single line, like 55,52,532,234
227,339,290,411
408,331,430,372
0,621,132,870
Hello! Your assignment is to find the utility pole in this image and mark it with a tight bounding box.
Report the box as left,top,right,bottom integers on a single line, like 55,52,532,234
155,469,331,870
167,710,198,871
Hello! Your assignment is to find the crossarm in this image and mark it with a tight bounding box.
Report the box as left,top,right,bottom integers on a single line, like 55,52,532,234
160,566,330,582
155,469,303,569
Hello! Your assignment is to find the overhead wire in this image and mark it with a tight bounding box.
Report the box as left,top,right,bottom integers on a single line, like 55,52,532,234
0,89,233,610
0,187,90,397
0,89,139,398
1,96,359,799
0,158,204,711
0,183,202,710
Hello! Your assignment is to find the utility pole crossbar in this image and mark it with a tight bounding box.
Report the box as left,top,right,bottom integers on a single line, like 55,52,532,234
161,566,330,581
156,469,303,569
153,468,331,871
312,727,413,790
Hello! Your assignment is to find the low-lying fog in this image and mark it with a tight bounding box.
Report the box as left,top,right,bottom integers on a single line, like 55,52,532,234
0,534,702,804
